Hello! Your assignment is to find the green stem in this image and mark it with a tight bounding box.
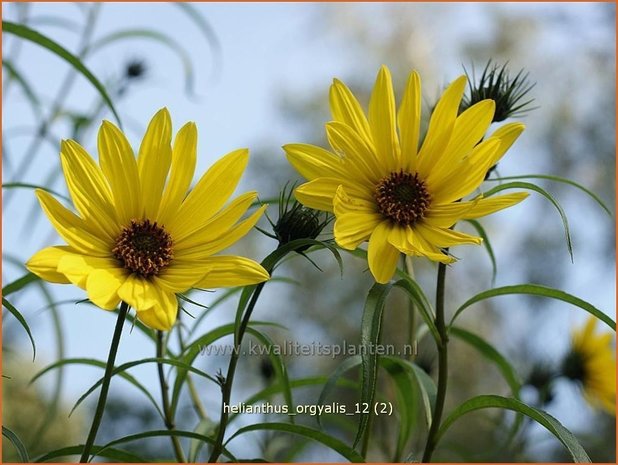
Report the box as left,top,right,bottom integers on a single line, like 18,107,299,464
208,281,267,463
157,330,187,463
176,312,208,421
79,301,128,463
422,262,449,463
403,255,416,361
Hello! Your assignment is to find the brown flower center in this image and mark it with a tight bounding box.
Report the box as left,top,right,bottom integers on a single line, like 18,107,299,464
375,171,431,226
112,219,173,277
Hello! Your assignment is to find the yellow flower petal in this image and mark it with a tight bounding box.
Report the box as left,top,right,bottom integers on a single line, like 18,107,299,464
119,277,178,330
487,122,525,166
398,70,422,171
26,246,74,283
170,148,249,241
136,293,178,331
117,274,158,311
422,200,480,228
97,121,142,225
461,193,529,219
333,186,381,250
427,99,495,183
570,316,616,414
138,108,173,219
387,225,454,264
60,140,119,240
35,189,111,256
408,228,456,264
326,121,383,183
368,221,400,284
194,256,269,289
417,75,467,178
295,177,372,213
283,143,346,180
329,78,372,142
429,138,500,204
86,267,126,310
57,253,120,289
415,223,482,247
175,191,258,251
369,65,400,171
155,262,209,294
158,122,197,225
175,205,267,260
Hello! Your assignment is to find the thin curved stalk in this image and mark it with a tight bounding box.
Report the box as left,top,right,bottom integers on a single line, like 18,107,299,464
79,302,128,463
157,330,187,462
422,263,448,462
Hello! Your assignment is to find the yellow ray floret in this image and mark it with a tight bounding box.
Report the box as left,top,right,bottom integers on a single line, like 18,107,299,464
27,108,269,330
285,66,528,283
569,317,616,414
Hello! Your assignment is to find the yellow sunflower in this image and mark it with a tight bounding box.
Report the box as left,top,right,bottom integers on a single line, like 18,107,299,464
284,66,529,283
563,317,616,415
26,109,269,330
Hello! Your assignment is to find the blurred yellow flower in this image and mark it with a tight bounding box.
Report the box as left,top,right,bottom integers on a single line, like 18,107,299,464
27,109,269,330
285,66,528,283
563,316,616,415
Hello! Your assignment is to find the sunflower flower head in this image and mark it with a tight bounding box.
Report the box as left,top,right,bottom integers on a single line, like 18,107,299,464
27,108,270,331
285,65,529,283
561,316,616,415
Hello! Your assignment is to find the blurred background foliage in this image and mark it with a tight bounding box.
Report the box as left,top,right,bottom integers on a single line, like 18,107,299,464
2,2,615,462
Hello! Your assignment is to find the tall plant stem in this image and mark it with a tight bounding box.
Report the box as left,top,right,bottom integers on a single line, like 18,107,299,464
176,317,208,420
79,302,128,463
157,330,187,462
422,262,449,463
208,281,267,463
403,255,416,360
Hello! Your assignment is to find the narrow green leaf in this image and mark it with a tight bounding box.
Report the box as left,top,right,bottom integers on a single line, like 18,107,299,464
450,284,615,331
437,395,591,462
354,282,393,449
246,327,295,424
97,429,237,462
188,418,216,462
449,326,526,444
35,445,144,462
464,219,497,285
3,21,122,126
481,181,573,261
225,422,365,462
30,357,164,420
450,327,521,397
2,426,30,462
379,357,418,461
69,357,218,416
487,174,611,216
2,297,36,360
171,321,282,417
393,275,440,344
381,356,436,429
316,355,362,428
2,272,39,296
